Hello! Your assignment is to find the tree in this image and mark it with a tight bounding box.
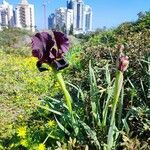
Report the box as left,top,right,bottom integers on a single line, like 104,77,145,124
56,24,60,31
69,24,73,35
61,23,67,34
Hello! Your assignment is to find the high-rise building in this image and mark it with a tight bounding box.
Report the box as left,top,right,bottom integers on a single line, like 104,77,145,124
72,0,92,34
55,7,67,30
48,7,73,34
66,8,73,32
72,0,84,34
48,13,55,29
15,0,35,32
84,5,92,31
0,0,15,30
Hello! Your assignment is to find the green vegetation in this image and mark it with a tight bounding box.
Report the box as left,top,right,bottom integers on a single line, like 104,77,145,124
0,11,150,150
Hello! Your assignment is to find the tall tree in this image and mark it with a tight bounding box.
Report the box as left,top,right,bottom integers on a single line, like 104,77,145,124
61,23,67,34
69,24,73,35
56,24,60,31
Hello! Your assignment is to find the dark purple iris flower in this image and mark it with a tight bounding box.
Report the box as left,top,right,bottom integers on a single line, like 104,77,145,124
31,31,69,71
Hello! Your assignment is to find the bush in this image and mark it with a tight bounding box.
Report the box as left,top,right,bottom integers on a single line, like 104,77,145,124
0,28,32,56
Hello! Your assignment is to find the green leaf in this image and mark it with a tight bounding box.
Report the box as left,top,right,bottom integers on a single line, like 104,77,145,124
66,81,85,102
55,116,70,136
89,60,101,127
36,104,62,115
80,121,101,150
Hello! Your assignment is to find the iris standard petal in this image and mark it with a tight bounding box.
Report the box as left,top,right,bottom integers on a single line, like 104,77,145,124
53,30,69,53
32,32,55,61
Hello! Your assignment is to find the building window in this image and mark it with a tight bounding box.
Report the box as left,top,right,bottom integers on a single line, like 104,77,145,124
30,8,32,27
1,10,7,26
85,14,90,30
77,4,80,28
19,6,26,27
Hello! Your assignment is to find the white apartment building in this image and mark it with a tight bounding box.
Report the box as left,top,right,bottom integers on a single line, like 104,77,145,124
66,8,73,32
72,0,85,34
0,0,14,30
72,0,92,34
55,7,67,29
48,8,73,34
84,5,92,31
15,0,35,32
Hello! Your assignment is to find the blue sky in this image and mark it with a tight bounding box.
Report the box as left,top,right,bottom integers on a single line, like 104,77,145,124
3,0,150,30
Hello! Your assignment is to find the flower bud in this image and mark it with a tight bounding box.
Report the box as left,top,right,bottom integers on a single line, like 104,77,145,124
118,56,129,72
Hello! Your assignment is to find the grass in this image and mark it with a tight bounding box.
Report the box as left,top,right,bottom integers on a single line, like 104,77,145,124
0,48,60,138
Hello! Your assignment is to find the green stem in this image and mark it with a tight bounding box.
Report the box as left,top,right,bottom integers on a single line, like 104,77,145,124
147,56,150,99
43,131,52,144
107,70,123,150
55,72,73,114
55,72,79,135
118,85,124,129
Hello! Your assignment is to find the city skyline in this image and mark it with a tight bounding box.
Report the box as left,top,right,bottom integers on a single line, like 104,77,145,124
48,0,92,34
0,0,150,30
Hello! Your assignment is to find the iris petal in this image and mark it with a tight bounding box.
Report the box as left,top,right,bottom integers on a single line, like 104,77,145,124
32,32,55,62
53,30,69,53
52,58,69,71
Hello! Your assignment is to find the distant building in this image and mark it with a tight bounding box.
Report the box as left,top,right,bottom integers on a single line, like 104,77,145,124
15,0,35,32
84,5,92,31
55,7,67,30
48,13,55,29
0,0,15,30
67,0,74,9
72,0,85,34
48,7,73,34
66,8,73,33
48,0,92,34
71,0,92,34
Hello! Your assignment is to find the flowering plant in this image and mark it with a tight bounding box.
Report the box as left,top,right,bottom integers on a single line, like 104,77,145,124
107,44,129,149
31,30,73,114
